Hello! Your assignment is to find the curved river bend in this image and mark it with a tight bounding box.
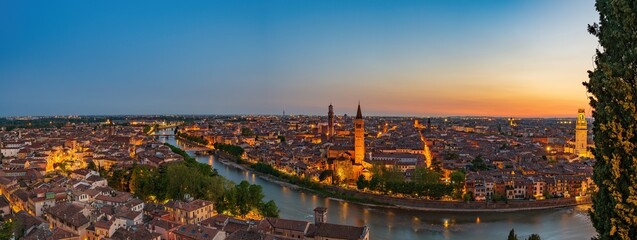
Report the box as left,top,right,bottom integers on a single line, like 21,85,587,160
157,132,595,240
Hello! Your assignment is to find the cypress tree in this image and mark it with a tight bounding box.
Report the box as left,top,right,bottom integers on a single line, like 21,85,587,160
508,229,518,240
585,0,637,239
526,234,541,240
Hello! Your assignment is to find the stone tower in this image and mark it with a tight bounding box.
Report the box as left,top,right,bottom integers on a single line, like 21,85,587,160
575,108,588,157
328,104,334,139
354,103,365,165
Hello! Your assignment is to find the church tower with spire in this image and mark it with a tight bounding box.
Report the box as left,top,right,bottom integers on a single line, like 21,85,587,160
328,104,334,139
354,103,365,165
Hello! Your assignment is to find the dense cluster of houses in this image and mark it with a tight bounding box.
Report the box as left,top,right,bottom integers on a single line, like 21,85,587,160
464,165,593,201
179,114,595,198
0,121,369,240
0,123,184,180
0,169,368,240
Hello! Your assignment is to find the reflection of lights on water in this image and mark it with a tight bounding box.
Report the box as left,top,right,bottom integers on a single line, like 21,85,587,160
412,216,421,232
340,202,349,220
443,219,449,228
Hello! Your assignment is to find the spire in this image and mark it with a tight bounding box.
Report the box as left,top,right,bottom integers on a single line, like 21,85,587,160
356,102,363,119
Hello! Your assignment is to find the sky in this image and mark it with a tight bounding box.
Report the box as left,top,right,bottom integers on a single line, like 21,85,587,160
0,0,599,117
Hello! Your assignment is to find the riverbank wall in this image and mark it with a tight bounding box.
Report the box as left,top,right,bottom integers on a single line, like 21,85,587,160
324,185,591,212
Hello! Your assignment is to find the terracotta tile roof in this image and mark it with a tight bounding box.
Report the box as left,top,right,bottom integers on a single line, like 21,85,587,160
226,230,263,240
148,218,180,230
45,202,90,228
165,199,213,212
307,223,367,240
111,226,161,240
263,217,309,233
172,224,222,240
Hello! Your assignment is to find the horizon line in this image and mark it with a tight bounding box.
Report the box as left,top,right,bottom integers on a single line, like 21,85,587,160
0,113,590,119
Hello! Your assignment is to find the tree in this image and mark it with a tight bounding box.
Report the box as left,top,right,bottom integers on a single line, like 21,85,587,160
382,167,405,184
87,160,97,171
526,234,541,240
0,220,12,240
318,170,332,182
356,175,368,190
235,181,252,216
585,1,637,239
508,229,518,240
413,167,440,185
241,127,254,137
259,200,279,218
450,170,465,189
471,155,488,171
369,175,381,190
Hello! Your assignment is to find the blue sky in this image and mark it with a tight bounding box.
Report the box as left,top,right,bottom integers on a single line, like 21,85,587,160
0,0,598,117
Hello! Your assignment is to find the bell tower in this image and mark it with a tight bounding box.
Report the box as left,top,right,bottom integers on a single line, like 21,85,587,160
354,103,365,165
328,104,334,139
575,108,588,157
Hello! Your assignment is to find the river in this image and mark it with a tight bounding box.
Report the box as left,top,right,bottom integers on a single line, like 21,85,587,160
156,130,596,240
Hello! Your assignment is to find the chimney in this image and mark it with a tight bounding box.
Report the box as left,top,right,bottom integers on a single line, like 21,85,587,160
313,207,327,224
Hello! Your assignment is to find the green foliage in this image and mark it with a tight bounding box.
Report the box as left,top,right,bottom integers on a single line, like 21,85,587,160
252,162,283,178
470,155,489,171
0,220,13,240
413,167,440,185
106,168,131,192
318,170,332,182
492,193,507,203
87,160,97,171
241,127,254,137
462,193,472,202
526,234,541,240
356,175,369,190
508,228,518,240
214,143,245,158
259,200,280,217
250,162,322,190
369,175,381,190
365,163,451,198
450,170,465,186
585,1,637,239
118,144,276,218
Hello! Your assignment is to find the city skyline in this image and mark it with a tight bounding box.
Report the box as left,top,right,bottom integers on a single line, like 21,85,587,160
1,0,597,117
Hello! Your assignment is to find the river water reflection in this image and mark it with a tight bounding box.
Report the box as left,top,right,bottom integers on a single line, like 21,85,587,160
158,132,595,240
